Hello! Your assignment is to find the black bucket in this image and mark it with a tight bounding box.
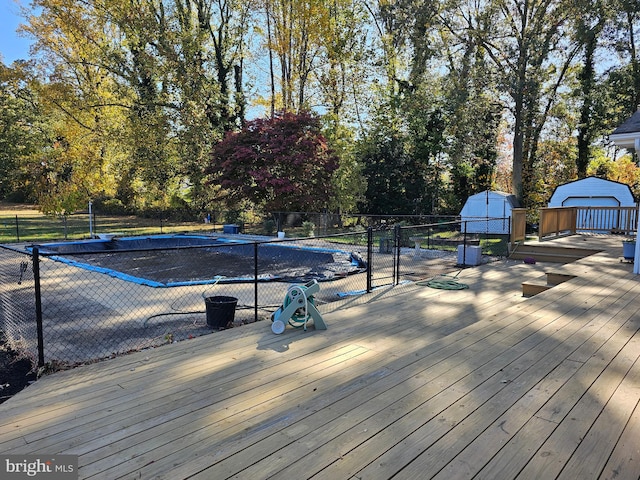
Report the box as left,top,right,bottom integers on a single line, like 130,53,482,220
205,296,238,329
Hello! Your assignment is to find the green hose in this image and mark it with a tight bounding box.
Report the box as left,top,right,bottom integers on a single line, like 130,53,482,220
416,278,469,290
415,271,469,290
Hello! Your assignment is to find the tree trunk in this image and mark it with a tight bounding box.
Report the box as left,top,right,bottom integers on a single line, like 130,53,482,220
577,29,597,178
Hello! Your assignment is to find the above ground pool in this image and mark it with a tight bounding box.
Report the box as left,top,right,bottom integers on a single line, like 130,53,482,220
30,234,366,287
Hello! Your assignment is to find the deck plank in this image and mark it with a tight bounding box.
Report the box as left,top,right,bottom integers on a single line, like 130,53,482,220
472,283,640,479
180,279,603,479
515,317,640,479
599,398,640,480
557,343,640,479
330,278,636,480
116,277,567,479
430,286,640,479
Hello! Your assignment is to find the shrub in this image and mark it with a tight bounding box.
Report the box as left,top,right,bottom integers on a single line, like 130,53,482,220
302,221,315,237
263,219,276,235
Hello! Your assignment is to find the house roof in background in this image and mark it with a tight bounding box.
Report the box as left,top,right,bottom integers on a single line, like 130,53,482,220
612,109,640,135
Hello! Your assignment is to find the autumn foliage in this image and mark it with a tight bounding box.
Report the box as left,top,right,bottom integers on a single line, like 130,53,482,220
207,112,338,211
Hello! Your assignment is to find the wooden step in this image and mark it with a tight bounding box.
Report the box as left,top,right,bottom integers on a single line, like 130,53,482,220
512,252,584,264
546,272,576,286
522,271,577,297
510,244,600,264
522,278,551,297
511,243,601,256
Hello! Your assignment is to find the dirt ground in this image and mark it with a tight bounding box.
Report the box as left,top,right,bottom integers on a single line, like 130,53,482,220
0,333,36,404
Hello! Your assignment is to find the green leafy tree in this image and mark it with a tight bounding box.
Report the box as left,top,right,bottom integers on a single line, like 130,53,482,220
571,0,610,178
0,62,50,201
321,114,365,214
609,0,640,113
358,92,447,215
476,0,580,205
437,3,503,209
588,151,640,197
23,0,252,212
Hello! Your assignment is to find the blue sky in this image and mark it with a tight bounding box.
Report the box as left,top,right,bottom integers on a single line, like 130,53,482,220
1,0,33,64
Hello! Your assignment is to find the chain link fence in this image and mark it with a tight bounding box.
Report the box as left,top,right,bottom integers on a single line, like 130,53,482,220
1,209,461,243
0,218,510,370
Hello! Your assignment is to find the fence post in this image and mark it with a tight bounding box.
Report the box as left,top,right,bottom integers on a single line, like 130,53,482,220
15,215,19,242
254,242,259,322
366,227,372,293
462,221,467,266
394,224,401,285
32,247,45,368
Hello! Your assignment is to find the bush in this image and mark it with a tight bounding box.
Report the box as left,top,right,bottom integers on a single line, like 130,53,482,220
302,221,315,237
263,219,276,235
93,198,131,215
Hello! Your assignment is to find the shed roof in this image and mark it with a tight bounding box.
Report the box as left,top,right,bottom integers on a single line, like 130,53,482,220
464,190,521,207
548,176,635,205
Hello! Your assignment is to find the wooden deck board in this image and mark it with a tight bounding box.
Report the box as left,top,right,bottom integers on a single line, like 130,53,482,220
320,277,635,480
557,344,640,479
600,397,640,480
516,323,640,480
176,276,600,476
475,284,640,479
1,235,639,480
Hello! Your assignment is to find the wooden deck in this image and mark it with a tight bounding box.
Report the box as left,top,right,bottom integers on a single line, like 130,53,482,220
1,235,639,479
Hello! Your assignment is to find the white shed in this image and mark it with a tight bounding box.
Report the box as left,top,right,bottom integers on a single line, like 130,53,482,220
548,177,636,232
459,190,520,235
548,177,635,208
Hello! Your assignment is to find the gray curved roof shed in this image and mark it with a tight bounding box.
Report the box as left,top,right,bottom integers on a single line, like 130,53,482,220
548,177,635,207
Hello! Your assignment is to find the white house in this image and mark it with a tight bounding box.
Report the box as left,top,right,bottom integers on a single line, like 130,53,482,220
609,108,640,151
459,190,520,235
609,109,640,274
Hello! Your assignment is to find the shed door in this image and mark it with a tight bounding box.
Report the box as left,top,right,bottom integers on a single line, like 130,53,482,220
561,196,620,207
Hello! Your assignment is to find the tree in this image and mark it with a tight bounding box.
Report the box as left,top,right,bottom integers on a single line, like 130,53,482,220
21,0,253,212
321,114,365,214
311,0,370,213
588,151,640,197
437,3,503,209
357,91,447,215
477,0,579,205
261,0,327,112
572,0,609,178
207,111,338,211
0,62,50,201
610,0,640,113
315,0,370,123
595,0,640,159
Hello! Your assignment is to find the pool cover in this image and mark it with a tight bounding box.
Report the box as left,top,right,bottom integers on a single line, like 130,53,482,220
33,236,366,287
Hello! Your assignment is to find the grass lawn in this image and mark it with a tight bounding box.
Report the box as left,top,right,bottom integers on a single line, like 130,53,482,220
0,203,510,255
0,202,212,244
